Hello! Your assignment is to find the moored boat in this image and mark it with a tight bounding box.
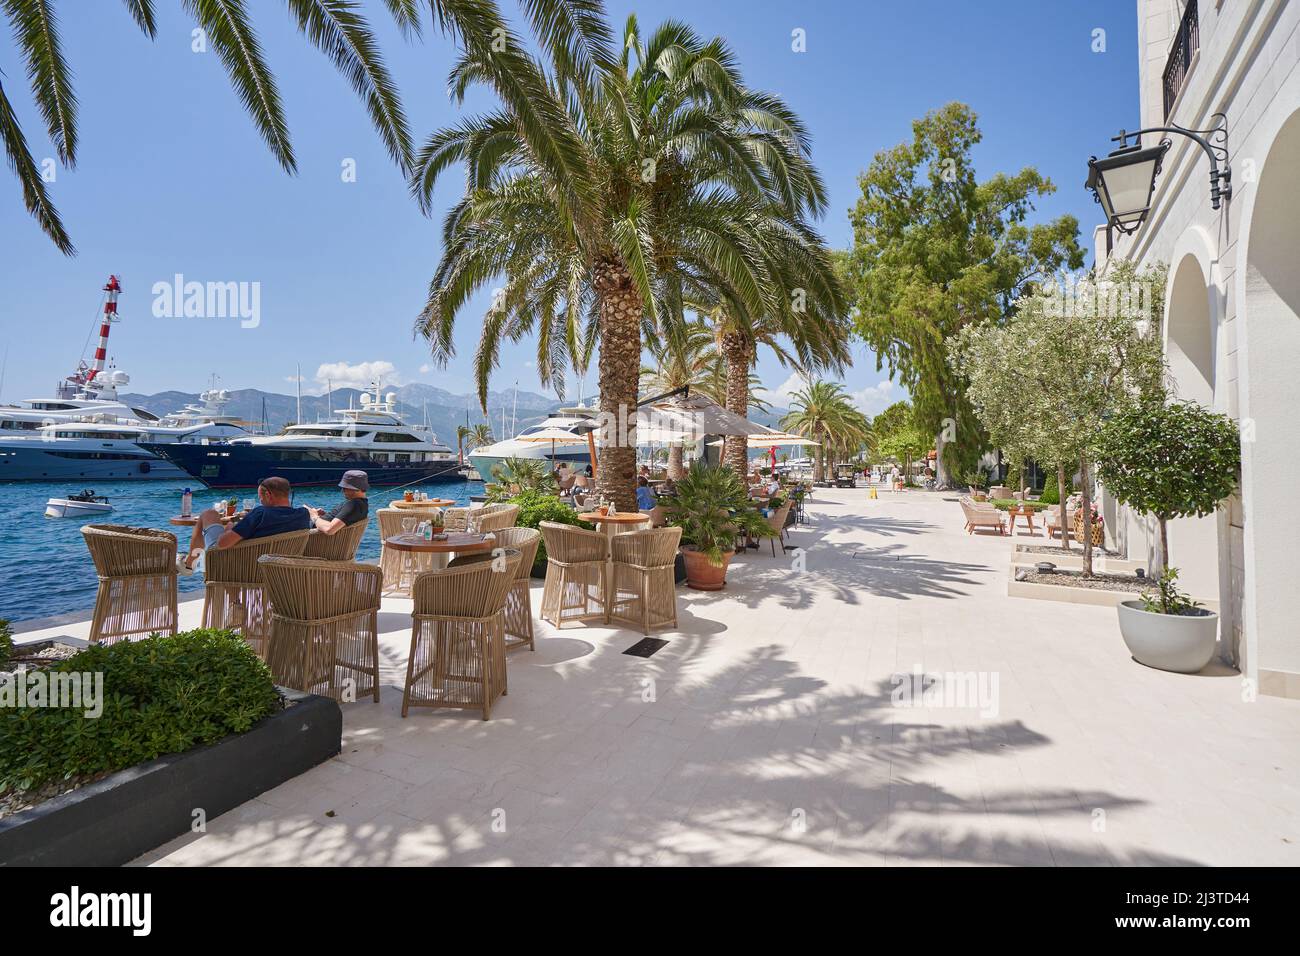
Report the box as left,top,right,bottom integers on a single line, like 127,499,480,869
45,490,113,518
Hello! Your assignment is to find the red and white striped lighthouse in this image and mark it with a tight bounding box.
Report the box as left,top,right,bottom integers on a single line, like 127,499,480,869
85,275,121,383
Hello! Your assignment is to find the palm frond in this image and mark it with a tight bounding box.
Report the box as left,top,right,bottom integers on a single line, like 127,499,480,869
0,75,73,254
286,0,413,173
6,0,78,166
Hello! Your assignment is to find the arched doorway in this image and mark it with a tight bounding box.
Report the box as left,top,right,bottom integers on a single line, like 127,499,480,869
1162,252,1221,604
1240,107,1300,694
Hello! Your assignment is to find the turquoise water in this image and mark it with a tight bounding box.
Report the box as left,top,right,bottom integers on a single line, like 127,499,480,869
0,478,483,624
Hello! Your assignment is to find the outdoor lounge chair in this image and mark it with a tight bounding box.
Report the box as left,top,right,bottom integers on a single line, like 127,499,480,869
201,529,312,658
455,526,541,652
539,521,609,626
378,508,434,596
960,500,1006,536
471,503,520,534
1043,507,1075,540
402,550,521,720
259,555,383,702
765,500,795,555
609,527,681,634
81,524,179,645
303,517,369,561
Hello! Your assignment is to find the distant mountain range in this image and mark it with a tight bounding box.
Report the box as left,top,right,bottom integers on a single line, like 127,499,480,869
121,383,787,443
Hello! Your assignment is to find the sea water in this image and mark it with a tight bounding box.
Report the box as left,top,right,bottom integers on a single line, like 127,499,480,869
0,479,483,624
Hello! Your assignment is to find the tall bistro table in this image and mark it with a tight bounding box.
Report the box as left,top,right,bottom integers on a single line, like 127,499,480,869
382,531,494,596
577,511,651,621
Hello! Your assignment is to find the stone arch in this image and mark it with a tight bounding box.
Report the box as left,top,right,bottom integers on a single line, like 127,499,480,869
1236,103,1300,695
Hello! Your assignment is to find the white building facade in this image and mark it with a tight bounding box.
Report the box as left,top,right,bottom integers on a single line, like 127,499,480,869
1096,0,1300,699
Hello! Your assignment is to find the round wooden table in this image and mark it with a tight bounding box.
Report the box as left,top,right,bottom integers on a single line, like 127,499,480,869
383,531,492,594
169,511,247,527
391,498,457,509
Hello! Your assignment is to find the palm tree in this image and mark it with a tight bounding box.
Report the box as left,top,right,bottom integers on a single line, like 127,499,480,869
690,268,851,478
465,423,493,451
455,423,472,463
411,15,832,509
780,380,871,482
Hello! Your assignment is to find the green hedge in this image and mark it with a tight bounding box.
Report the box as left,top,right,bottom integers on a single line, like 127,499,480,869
1037,481,1060,505
509,489,582,569
987,498,1054,512
0,628,280,795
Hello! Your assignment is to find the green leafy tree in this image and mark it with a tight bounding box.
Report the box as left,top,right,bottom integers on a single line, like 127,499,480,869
1096,400,1241,573
951,258,1168,573
872,400,928,482
845,102,1085,488
411,15,836,510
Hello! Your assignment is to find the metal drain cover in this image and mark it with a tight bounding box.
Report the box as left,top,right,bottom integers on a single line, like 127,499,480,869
623,637,670,658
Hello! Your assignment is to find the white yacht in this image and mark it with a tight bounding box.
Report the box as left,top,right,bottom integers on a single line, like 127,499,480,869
144,385,460,488
0,415,249,482
467,406,596,480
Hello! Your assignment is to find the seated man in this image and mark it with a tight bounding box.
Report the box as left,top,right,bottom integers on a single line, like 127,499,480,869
306,469,369,535
635,475,657,511
179,476,310,574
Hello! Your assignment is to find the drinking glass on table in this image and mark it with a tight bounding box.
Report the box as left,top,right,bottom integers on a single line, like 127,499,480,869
242,498,256,514
401,517,417,534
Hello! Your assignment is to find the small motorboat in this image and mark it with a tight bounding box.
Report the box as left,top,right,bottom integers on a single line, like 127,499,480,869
45,489,113,519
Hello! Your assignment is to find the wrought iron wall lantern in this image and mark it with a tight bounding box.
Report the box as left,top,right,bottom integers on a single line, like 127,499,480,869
1086,112,1231,235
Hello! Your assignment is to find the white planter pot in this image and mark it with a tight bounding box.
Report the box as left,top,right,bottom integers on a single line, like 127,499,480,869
1116,600,1218,673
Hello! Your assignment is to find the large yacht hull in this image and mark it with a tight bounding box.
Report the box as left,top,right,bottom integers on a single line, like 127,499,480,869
0,443,185,482
142,442,464,489
468,448,590,482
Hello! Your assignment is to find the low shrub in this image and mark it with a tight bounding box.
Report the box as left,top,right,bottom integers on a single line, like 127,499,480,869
509,489,581,569
1037,481,1060,505
0,628,281,796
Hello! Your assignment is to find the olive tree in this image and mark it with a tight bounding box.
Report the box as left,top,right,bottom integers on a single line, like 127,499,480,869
1095,400,1241,572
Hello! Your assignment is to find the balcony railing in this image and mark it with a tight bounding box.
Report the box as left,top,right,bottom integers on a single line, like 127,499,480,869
1163,0,1200,119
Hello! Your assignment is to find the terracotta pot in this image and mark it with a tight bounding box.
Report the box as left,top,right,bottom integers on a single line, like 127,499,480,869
680,546,735,591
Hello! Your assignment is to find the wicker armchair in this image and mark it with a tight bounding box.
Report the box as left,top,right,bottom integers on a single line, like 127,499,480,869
539,521,609,627
81,524,179,645
378,508,435,596
201,529,312,658
259,555,383,702
441,507,471,532
492,526,541,651
471,503,520,534
303,517,369,560
765,500,794,556
610,527,681,634
402,550,521,720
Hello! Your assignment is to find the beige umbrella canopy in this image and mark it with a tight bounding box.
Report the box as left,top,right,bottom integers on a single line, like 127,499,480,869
633,393,769,444
514,426,593,473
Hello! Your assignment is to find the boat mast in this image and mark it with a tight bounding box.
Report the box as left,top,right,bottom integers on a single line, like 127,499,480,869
296,363,302,425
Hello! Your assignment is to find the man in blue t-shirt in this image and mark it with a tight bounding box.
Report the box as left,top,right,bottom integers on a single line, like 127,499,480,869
179,476,309,574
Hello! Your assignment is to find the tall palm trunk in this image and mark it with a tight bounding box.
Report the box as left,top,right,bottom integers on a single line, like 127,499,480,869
720,331,751,476
667,444,684,479
593,259,641,512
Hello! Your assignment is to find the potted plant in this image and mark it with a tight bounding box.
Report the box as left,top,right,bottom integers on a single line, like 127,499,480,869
664,461,775,590
1096,400,1241,673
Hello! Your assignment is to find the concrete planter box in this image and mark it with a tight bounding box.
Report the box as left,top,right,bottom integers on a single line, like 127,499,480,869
1117,601,1219,673
0,688,341,867
1007,577,1138,607
1010,545,1146,575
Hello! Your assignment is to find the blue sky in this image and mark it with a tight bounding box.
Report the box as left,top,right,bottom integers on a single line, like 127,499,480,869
0,0,1139,418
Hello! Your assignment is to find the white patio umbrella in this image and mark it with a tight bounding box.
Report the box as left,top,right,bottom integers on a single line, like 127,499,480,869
513,426,591,467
